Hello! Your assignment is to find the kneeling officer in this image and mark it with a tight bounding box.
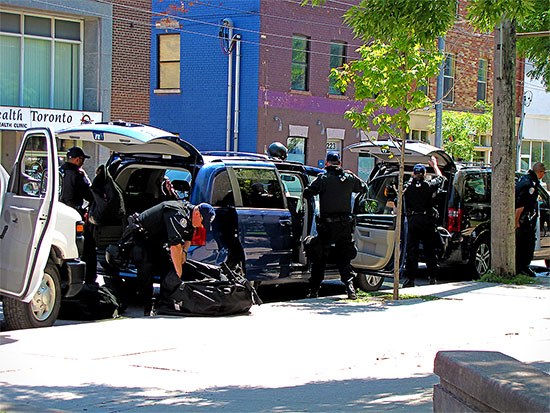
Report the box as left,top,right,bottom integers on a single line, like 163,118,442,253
122,201,215,315
303,152,366,299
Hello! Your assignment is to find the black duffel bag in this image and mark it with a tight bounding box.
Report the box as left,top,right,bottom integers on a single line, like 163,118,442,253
158,261,261,317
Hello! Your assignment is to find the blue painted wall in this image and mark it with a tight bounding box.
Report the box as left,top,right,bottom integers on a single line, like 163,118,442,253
150,0,260,153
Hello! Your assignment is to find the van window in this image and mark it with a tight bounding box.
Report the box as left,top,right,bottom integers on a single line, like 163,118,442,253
464,173,490,203
211,170,234,207
359,176,397,215
234,168,284,209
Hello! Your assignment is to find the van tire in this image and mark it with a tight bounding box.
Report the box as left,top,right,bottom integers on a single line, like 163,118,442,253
354,273,384,292
471,237,491,278
3,262,62,330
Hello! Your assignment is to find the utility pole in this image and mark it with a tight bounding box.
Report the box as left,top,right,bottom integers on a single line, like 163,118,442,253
491,20,517,277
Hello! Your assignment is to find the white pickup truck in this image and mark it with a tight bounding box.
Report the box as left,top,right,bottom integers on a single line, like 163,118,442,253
0,127,85,330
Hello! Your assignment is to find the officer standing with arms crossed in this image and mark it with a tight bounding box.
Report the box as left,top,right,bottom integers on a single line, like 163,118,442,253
60,146,97,285
402,156,445,287
121,201,215,315
515,162,546,277
303,152,366,299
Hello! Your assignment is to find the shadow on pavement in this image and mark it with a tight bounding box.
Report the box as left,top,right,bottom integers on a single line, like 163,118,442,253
0,374,437,412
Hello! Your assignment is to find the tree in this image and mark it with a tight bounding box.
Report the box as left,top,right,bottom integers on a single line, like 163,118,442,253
467,0,536,276
437,102,493,161
306,0,457,298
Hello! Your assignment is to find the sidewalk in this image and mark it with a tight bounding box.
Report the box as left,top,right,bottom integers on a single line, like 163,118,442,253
0,278,549,412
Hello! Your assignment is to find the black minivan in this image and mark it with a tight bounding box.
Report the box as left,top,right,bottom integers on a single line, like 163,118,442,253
347,139,550,283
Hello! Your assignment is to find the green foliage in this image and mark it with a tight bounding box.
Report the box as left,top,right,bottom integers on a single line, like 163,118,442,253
517,0,550,90
477,270,538,285
435,102,493,161
467,0,535,32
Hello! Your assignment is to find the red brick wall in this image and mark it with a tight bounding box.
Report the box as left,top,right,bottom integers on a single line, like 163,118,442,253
111,0,150,124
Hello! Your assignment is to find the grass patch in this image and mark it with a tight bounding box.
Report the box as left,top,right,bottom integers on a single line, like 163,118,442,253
353,290,441,301
476,270,538,285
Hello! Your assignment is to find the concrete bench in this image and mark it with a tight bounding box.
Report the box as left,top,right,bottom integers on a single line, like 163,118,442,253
433,350,550,412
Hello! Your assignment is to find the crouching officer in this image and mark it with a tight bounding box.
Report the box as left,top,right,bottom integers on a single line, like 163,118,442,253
123,201,215,315
515,162,546,277
303,152,366,299
403,156,445,287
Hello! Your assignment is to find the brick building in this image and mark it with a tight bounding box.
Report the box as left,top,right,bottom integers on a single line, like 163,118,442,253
0,0,150,171
150,0,526,177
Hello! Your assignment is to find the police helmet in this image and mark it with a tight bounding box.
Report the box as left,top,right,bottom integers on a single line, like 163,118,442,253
267,142,288,160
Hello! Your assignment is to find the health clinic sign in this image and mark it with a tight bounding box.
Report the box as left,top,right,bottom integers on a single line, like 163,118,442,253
0,106,102,131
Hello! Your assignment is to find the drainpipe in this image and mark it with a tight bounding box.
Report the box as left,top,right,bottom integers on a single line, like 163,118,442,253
223,19,234,152
233,35,242,152
434,36,445,148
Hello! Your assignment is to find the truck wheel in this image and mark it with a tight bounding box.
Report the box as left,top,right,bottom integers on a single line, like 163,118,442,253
354,273,384,292
471,237,491,278
3,262,61,330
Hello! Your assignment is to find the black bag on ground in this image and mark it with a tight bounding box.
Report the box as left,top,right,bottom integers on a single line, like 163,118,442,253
59,285,124,320
158,260,261,317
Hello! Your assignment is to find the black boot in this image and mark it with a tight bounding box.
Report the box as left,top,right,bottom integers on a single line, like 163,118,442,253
143,298,156,317
306,287,319,298
345,282,357,300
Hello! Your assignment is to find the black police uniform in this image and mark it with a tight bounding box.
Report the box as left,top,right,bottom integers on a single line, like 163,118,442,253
303,165,366,298
60,161,97,284
403,174,445,286
515,170,541,275
129,201,197,313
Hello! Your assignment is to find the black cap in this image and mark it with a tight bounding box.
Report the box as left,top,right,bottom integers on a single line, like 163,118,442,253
198,203,215,231
413,164,426,175
326,151,341,163
67,146,90,159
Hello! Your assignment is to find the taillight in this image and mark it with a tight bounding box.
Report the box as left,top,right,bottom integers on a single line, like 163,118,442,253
447,208,462,232
191,226,206,246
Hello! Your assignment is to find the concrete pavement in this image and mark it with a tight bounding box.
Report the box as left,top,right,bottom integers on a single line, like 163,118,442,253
0,278,549,412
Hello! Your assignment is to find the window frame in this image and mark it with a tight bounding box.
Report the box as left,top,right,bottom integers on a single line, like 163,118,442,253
477,58,488,102
328,41,346,95
157,33,181,90
0,11,83,109
443,53,455,103
291,34,310,91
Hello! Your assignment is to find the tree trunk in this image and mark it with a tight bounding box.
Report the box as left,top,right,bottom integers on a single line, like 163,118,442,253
491,19,517,277
393,129,407,299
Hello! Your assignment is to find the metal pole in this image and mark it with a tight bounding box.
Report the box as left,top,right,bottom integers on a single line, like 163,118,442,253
233,35,241,152
434,37,445,148
224,20,234,152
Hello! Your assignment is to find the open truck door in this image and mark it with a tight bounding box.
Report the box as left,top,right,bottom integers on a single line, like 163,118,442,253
0,128,60,328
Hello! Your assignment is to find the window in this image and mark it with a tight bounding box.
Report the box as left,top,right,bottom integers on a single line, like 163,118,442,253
234,168,284,209
329,41,346,95
158,34,180,89
287,137,306,164
443,54,454,103
19,134,49,197
211,170,234,207
291,35,309,91
409,129,429,143
417,80,428,96
0,12,81,109
520,140,550,186
477,58,487,102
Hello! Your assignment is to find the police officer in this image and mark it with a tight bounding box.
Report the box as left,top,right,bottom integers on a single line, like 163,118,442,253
125,201,215,315
515,162,546,277
60,147,97,285
403,156,445,287
303,152,366,299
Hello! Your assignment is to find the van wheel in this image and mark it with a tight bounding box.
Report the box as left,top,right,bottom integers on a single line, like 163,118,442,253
354,273,384,292
471,237,491,278
3,262,61,330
